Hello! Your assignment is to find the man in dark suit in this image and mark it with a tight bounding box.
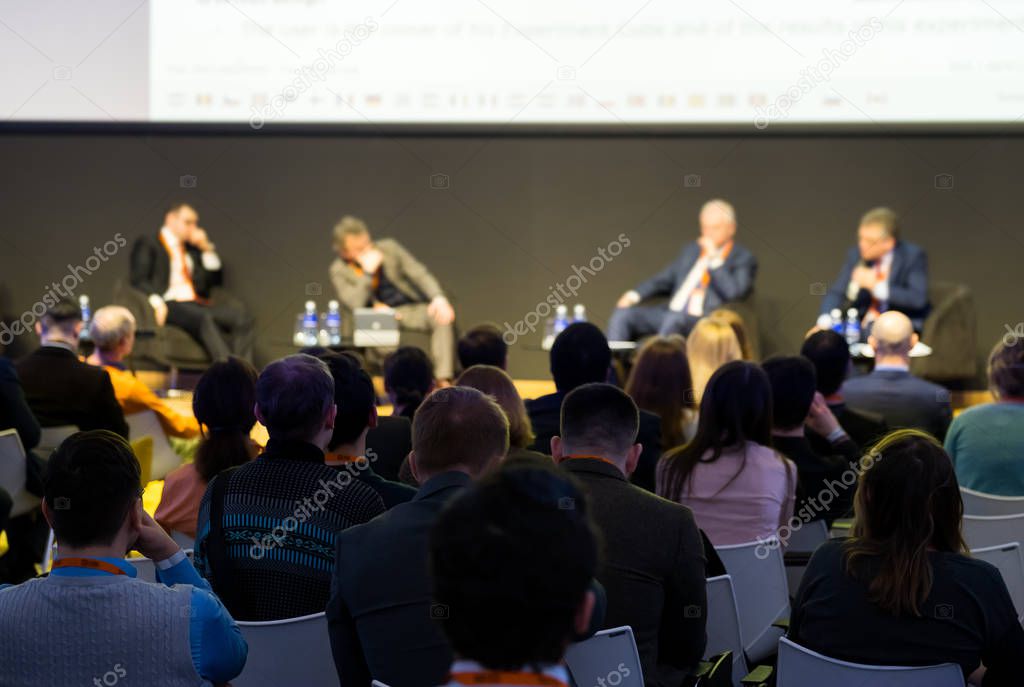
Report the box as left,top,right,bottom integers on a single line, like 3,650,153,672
130,202,253,361
327,387,509,687
819,207,930,332
800,329,888,453
842,311,952,440
554,383,706,687
16,300,127,438
609,199,757,340
526,322,663,492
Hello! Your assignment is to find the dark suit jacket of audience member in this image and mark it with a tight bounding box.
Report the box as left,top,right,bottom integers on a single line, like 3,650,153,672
808,402,887,457
0,358,40,451
773,434,860,525
328,471,469,687
526,391,663,492
842,369,952,441
561,458,706,687
328,463,416,509
15,346,128,438
365,415,412,482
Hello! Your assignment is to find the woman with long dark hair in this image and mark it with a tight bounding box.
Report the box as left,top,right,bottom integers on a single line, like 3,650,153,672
790,430,1024,685
156,357,259,538
625,335,697,449
656,360,795,546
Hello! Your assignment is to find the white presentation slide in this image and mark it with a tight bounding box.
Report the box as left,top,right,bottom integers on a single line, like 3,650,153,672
3,0,1024,126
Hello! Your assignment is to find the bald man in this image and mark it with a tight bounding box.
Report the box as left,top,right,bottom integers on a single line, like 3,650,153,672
609,199,757,340
842,311,952,440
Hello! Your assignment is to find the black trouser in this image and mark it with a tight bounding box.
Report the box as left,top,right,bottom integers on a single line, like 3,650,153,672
166,300,254,362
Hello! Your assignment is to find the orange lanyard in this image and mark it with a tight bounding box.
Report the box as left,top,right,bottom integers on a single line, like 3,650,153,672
325,453,362,464
449,671,568,687
699,240,733,289
557,454,620,468
51,558,127,576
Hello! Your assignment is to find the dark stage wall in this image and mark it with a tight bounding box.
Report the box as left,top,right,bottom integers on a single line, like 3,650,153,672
1,132,1022,384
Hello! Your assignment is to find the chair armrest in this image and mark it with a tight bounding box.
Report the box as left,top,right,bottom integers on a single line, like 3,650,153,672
771,617,790,631
740,665,774,686
690,652,732,687
112,279,158,333
783,552,813,568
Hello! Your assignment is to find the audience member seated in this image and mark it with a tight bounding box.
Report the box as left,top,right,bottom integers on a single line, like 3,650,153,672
526,323,662,492
709,307,754,360
0,430,247,686
194,354,385,620
790,430,1024,686
431,466,599,687
327,386,508,687
625,334,698,449
384,345,436,420
457,323,508,371
156,357,259,538
16,299,128,438
0,355,41,492
457,364,548,463
658,361,796,546
763,356,861,525
315,350,417,508
87,305,200,439
842,311,952,440
686,315,743,403
946,337,1024,495
800,329,888,452
554,383,706,685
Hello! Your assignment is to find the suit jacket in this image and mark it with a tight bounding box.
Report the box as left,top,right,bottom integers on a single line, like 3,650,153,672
0,357,40,451
773,434,859,524
561,458,706,687
633,241,757,310
808,402,888,457
842,369,952,441
130,233,222,300
526,390,663,492
821,240,930,330
327,471,470,687
15,346,128,438
329,238,444,312
366,415,412,483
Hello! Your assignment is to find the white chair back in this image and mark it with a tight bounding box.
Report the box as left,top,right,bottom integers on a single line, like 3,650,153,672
715,538,789,663
962,513,1024,550
776,636,964,686
0,429,40,517
234,612,336,687
170,530,195,550
786,519,828,552
371,682,391,687
37,425,78,454
126,410,182,480
564,626,643,687
127,556,157,582
961,487,1024,516
971,543,1024,621
705,575,748,687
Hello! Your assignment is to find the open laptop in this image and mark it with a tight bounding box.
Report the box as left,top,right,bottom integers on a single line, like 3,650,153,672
353,308,400,348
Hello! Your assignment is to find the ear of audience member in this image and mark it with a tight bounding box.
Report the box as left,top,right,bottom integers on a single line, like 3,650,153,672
430,465,598,678
456,364,548,463
790,430,1024,685
457,324,508,371
709,308,753,361
551,382,642,473
383,346,436,420
686,316,742,403
625,334,696,449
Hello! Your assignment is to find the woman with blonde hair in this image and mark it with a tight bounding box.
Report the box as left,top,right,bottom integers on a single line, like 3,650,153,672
708,307,754,361
456,364,548,463
625,335,697,449
686,316,743,403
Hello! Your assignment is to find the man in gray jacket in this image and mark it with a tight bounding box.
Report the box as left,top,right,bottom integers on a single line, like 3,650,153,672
329,216,456,379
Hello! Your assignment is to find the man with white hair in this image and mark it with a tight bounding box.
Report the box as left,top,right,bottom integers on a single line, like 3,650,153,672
609,199,757,340
842,310,952,440
86,305,200,439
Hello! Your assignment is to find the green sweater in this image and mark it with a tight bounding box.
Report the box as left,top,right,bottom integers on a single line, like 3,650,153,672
946,401,1024,496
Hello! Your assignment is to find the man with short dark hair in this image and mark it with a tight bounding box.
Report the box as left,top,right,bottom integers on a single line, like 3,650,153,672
553,382,706,686
431,466,599,686
194,354,385,621
0,430,247,686
457,323,508,371
526,322,662,491
16,299,128,437
328,386,509,687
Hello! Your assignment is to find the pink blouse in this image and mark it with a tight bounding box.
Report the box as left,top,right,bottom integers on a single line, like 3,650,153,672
155,463,208,539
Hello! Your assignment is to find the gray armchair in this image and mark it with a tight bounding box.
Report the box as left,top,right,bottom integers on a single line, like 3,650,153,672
112,279,210,372
910,281,978,385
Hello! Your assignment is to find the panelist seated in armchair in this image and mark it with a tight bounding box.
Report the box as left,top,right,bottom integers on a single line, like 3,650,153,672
129,203,253,362
609,199,757,340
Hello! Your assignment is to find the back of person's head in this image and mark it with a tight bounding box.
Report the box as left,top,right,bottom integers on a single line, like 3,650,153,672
256,354,335,442
44,430,140,548
430,465,599,670
316,351,376,450
800,330,850,397
411,386,509,480
686,316,742,402
383,346,435,417
988,337,1024,400
458,324,508,371
709,308,753,361
456,365,533,449
869,311,915,358
625,335,694,449
550,322,611,392
658,361,773,501
845,430,966,616
193,357,258,482
557,383,639,467
89,306,136,354
762,356,817,431
39,298,82,340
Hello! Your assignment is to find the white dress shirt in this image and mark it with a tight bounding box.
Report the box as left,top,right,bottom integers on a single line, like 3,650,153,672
150,227,221,307
846,249,893,307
